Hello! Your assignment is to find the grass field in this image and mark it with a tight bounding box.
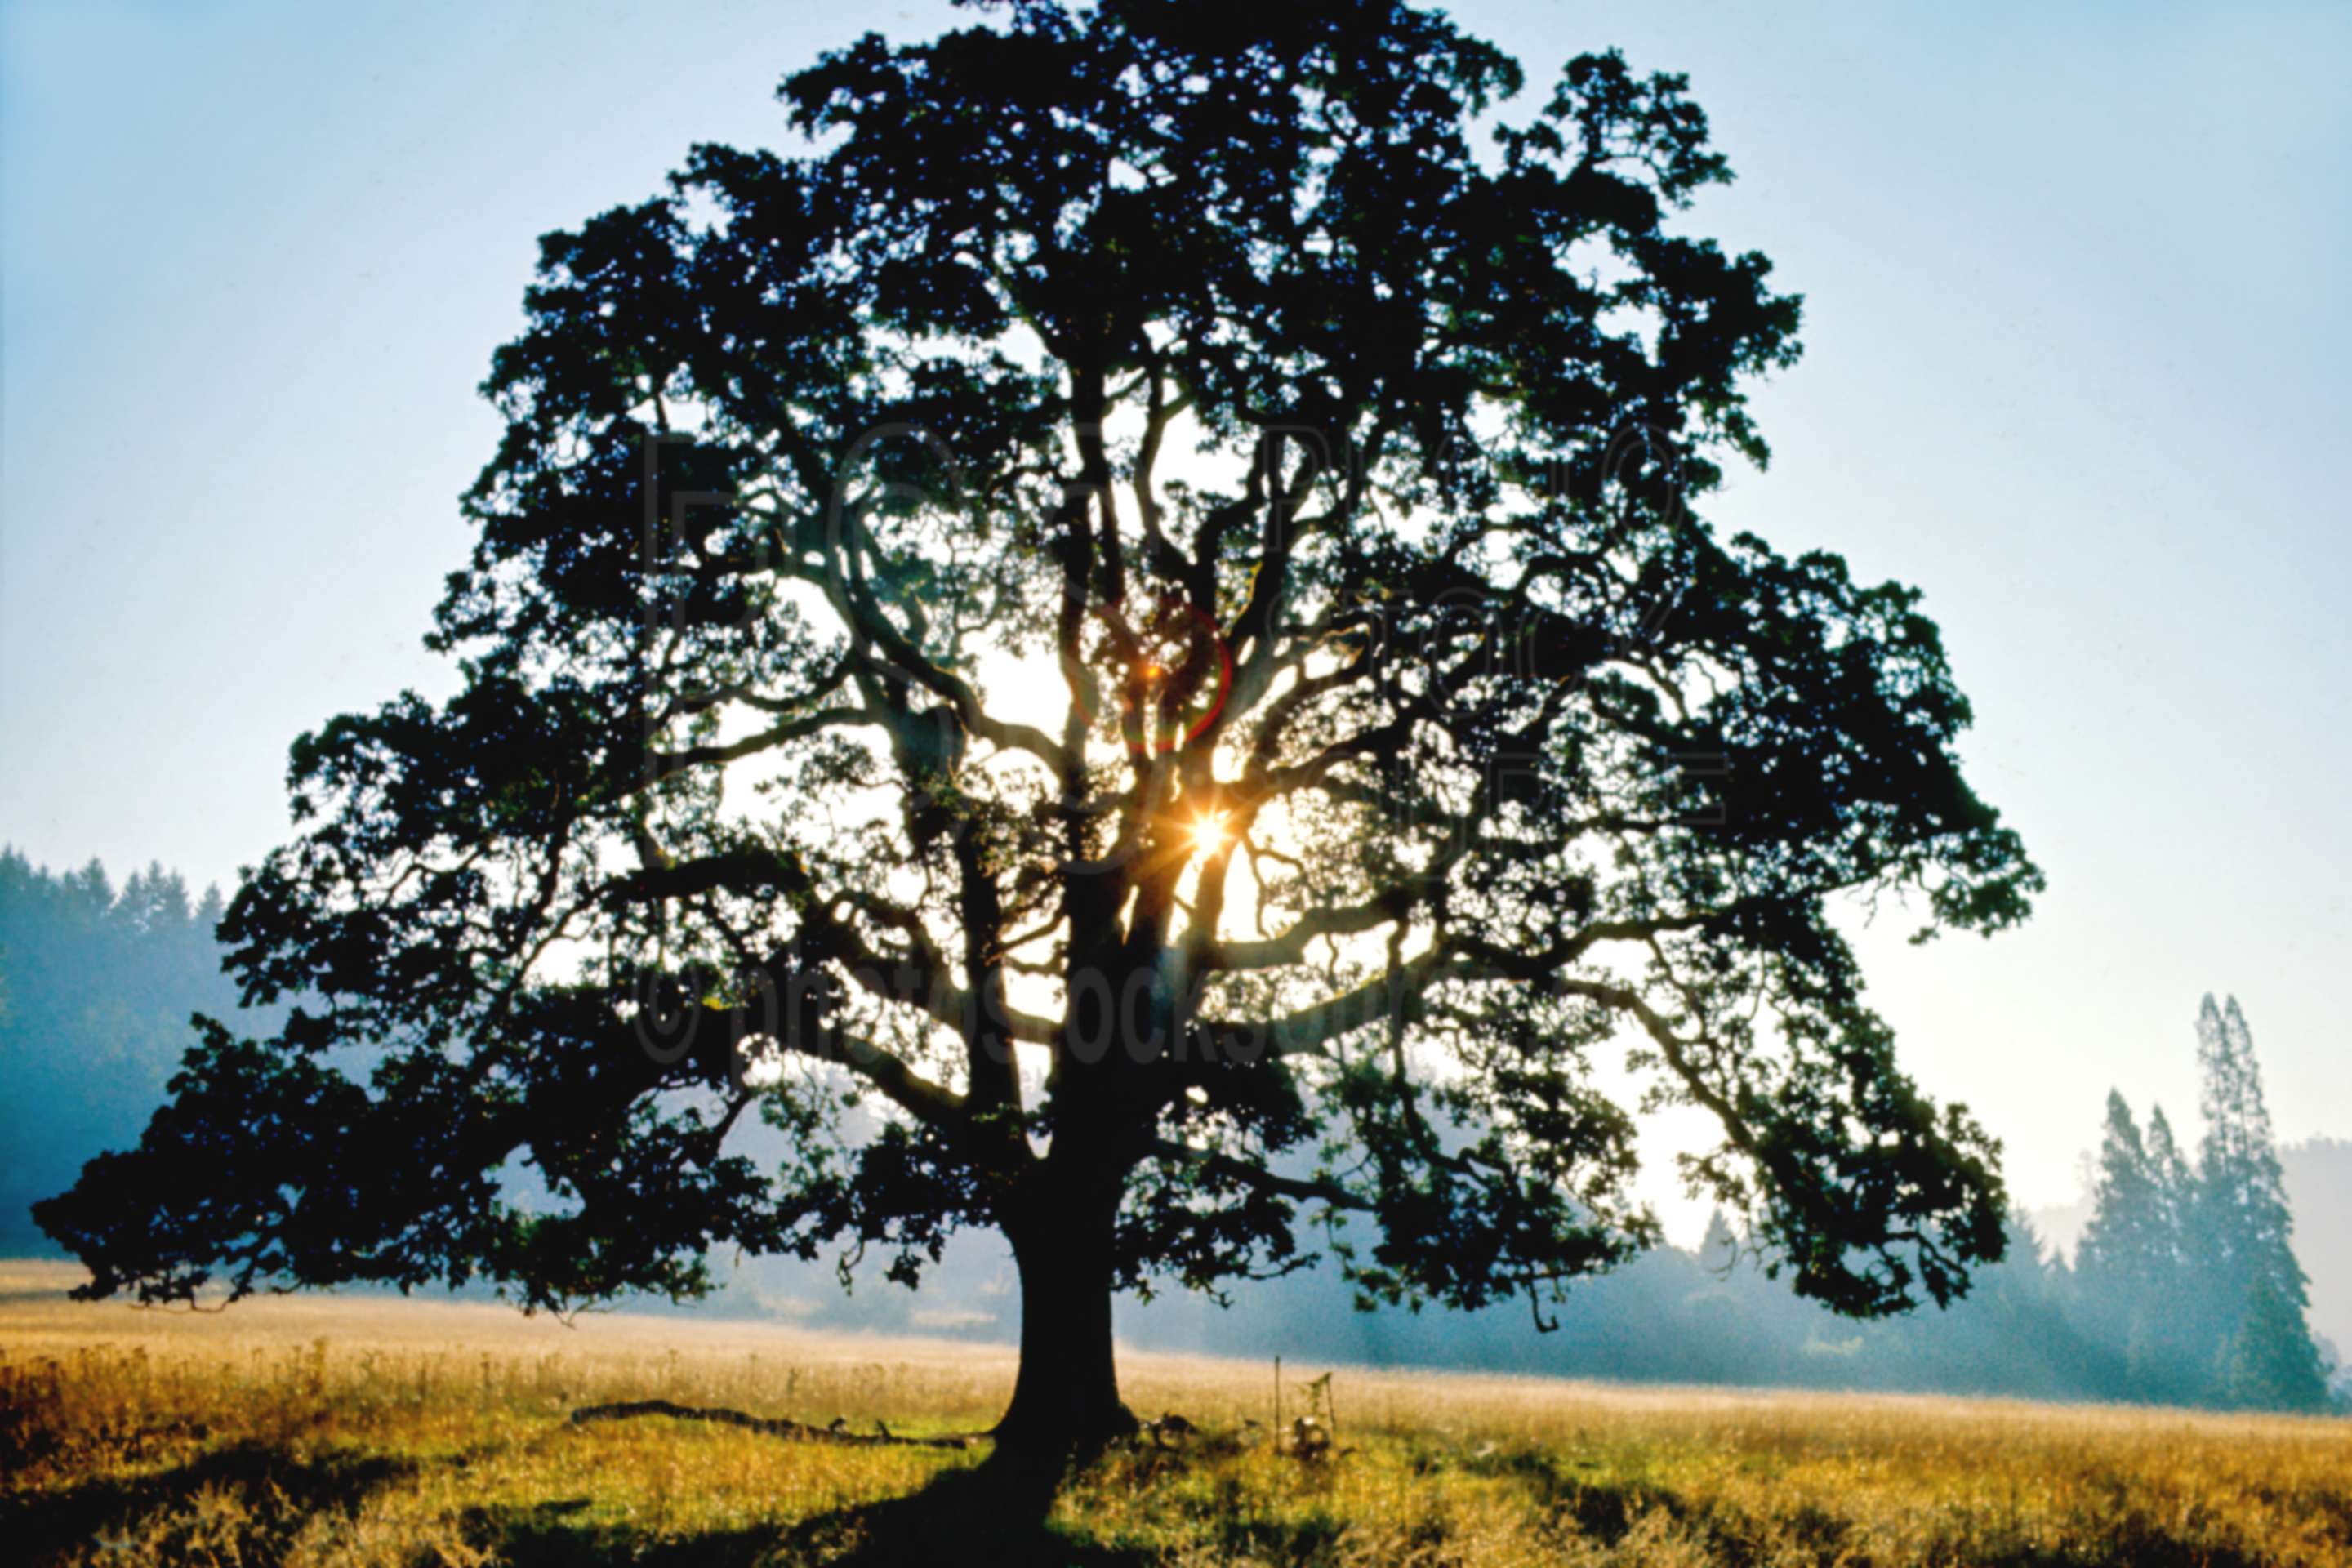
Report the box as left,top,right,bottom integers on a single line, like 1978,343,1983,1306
2,1260,2346,1566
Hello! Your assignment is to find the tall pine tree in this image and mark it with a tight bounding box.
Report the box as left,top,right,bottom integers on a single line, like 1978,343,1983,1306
2143,1106,2194,1251
2074,1090,2180,1392
2191,996,2326,1410
2076,1091,2165,1296
2129,1102,2210,1398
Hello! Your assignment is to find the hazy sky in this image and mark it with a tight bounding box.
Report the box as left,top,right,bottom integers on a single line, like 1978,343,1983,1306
5,0,2346,1237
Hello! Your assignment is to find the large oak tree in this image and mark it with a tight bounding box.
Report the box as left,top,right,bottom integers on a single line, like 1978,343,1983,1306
40,0,2039,1476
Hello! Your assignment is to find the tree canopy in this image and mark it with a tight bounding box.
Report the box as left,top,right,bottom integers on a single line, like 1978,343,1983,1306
38,0,2039,1461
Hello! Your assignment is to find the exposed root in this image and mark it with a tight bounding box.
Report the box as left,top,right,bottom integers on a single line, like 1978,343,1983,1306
568,1399,982,1450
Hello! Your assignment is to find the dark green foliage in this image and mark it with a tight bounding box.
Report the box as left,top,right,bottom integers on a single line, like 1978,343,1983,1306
37,0,2040,1454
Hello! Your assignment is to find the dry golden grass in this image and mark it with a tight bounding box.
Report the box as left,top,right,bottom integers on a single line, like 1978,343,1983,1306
3,1259,2346,1566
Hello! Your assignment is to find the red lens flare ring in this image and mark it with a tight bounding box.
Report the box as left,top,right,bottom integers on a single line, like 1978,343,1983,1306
1073,597,1234,754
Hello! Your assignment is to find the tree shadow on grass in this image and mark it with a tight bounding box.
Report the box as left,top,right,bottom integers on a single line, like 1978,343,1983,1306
2,1439,417,1567
792,1462,1151,1568
470,1507,792,1568
473,1463,1150,1568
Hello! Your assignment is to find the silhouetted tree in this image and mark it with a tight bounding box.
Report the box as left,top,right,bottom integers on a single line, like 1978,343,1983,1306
36,0,2038,1481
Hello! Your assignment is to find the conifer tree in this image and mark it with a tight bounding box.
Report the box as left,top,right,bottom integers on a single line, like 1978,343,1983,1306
2127,1102,2211,1398
2143,1105,2193,1254
2076,1091,2163,1298
2214,1271,2331,1412
2191,995,2325,1410
0,851,242,1252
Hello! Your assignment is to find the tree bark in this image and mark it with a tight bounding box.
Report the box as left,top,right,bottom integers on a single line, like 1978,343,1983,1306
987,1172,1135,1477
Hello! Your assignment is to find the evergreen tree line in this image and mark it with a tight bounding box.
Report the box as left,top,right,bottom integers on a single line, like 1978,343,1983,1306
0,849,244,1253
1,853,2340,1412
2065,996,2333,1410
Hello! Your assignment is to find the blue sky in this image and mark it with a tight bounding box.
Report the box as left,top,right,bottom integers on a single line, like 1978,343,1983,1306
4,0,2347,1232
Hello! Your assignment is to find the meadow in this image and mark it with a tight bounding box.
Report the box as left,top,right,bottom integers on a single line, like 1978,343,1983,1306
2,1260,2345,1567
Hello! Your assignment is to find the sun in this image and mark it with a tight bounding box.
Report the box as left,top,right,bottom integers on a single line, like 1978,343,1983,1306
1184,808,1234,855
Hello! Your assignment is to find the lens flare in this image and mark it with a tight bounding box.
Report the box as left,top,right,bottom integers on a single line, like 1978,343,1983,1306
1186,808,1233,854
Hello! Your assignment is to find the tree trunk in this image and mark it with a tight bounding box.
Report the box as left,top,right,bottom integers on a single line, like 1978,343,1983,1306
987,1174,1135,1480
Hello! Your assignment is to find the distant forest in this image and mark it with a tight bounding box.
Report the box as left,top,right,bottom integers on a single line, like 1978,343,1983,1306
4,849,2343,1413
1,852,246,1254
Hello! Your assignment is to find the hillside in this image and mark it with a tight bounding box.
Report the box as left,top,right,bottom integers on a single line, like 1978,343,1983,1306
2284,1138,2352,1361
